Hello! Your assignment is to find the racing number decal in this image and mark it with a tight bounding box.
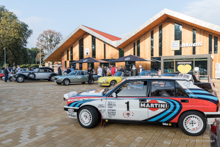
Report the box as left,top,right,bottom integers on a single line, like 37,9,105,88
123,101,134,118
125,101,130,111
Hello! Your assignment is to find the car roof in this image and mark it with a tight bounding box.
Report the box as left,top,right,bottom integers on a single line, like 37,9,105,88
126,75,190,81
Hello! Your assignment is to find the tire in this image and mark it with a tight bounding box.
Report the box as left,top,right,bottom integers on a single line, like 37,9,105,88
1,76,5,81
56,82,61,85
178,111,206,136
63,79,70,86
49,75,55,81
17,76,25,83
28,73,35,79
110,80,117,86
9,77,14,82
77,106,99,128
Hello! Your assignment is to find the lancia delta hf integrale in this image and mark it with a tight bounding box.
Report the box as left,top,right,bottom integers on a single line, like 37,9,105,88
63,74,220,136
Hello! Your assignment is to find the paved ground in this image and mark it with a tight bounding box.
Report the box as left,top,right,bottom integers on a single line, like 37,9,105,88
0,80,218,147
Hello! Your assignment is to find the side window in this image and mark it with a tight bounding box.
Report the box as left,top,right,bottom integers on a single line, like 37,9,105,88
151,80,175,97
117,81,147,97
39,69,44,72
175,82,189,97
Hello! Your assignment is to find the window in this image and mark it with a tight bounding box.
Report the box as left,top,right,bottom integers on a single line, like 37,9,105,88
159,25,162,56
92,36,96,58
175,82,189,97
133,42,136,55
209,35,212,54
174,23,182,55
151,31,154,57
117,81,147,97
79,63,82,70
214,36,218,54
65,61,67,68
67,49,69,60
137,40,140,56
104,42,106,59
151,80,175,97
193,29,196,54
70,46,73,60
119,48,124,57
79,38,84,59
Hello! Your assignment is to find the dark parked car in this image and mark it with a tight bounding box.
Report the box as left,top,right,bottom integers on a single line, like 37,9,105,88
161,73,213,92
15,67,57,83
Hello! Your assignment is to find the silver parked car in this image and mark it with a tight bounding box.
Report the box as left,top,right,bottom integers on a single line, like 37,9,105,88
15,67,57,83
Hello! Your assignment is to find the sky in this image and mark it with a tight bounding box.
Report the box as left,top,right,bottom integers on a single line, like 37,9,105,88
1,0,220,48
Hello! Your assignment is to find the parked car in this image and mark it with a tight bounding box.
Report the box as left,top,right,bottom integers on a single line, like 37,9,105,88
161,73,213,92
15,67,57,83
98,71,125,86
0,70,5,80
139,70,158,76
63,74,220,136
54,70,98,86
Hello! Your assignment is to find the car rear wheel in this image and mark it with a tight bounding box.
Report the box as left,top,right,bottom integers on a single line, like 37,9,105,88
77,106,99,128
110,80,117,86
28,73,35,79
1,76,4,80
17,76,25,83
178,111,206,136
49,75,55,81
63,79,70,86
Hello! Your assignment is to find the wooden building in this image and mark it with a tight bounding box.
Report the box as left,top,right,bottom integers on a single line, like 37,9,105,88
44,9,220,78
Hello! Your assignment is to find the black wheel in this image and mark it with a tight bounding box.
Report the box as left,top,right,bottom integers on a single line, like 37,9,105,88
82,82,86,84
178,111,206,136
63,79,70,86
9,77,14,82
17,76,25,83
1,76,5,80
110,80,117,86
49,75,55,81
77,106,99,128
56,82,61,85
28,73,35,79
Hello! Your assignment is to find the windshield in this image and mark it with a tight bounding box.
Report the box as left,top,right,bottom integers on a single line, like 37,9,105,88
114,72,122,76
68,71,77,75
103,79,126,95
140,71,150,76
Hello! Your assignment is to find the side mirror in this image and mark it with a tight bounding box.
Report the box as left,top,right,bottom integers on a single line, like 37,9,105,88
112,92,117,98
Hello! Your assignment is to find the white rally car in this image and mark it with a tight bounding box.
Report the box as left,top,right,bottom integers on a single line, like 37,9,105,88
63,75,220,136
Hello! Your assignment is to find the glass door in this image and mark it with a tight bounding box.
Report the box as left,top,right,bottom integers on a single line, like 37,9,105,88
175,59,194,74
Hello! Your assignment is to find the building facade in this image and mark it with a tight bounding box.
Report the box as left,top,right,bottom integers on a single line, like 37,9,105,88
44,9,220,78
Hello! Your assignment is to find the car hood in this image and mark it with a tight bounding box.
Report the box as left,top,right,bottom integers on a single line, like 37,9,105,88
99,76,120,80
64,88,105,101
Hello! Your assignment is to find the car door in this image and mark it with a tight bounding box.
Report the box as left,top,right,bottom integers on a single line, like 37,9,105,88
106,80,148,120
146,80,184,123
36,69,50,79
75,71,84,82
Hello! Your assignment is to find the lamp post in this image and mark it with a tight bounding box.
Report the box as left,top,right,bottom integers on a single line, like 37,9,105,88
4,47,6,67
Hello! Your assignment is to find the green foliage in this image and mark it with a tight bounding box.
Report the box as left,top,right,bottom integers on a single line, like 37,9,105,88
30,64,39,68
0,6,32,67
20,64,30,68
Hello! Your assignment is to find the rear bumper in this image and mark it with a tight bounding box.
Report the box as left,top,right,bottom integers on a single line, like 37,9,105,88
204,112,220,118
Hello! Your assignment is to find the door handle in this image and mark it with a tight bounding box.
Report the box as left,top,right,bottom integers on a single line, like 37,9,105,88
181,99,189,103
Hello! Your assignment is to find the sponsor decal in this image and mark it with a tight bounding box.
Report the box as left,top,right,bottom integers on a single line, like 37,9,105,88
125,57,130,61
108,109,116,118
78,76,81,79
123,111,134,118
98,104,105,108
108,101,116,108
140,100,169,111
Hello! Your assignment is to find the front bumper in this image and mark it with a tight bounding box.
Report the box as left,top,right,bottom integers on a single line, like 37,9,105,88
64,106,79,119
205,112,220,118
98,81,110,86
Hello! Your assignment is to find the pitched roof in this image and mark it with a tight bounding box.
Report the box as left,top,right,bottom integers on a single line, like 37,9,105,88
83,25,121,41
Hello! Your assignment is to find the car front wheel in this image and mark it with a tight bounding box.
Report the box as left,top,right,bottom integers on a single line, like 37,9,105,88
110,80,117,86
77,106,99,128
28,73,35,79
63,79,70,86
178,111,206,136
17,76,25,83
49,75,55,81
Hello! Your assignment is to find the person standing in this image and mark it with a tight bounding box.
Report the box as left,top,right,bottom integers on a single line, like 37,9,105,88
131,65,138,76
97,65,102,79
70,66,74,72
111,65,115,76
139,65,144,74
4,66,9,82
88,67,93,84
11,66,16,74
58,67,62,75
103,66,107,76
17,65,21,73
67,67,71,74
118,66,124,72
115,67,118,72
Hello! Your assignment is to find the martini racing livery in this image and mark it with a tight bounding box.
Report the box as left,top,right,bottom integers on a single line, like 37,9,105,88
64,74,220,136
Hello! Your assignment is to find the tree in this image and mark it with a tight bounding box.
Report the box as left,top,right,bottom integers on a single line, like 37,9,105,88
0,6,32,66
36,30,63,53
